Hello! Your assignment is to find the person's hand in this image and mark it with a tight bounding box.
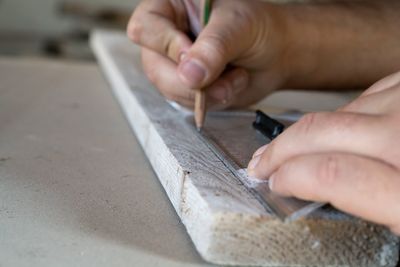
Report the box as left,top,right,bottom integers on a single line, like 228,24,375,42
247,71,400,234
128,0,400,109
127,0,292,109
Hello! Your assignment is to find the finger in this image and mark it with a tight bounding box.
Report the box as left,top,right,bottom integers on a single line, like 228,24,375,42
340,84,400,114
230,70,283,108
247,112,396,179
127,0,192,62
361,70,400,96
205,67,249,108
143,48,249,109
269,152,400,233
177,1,257,89
142,48,195,107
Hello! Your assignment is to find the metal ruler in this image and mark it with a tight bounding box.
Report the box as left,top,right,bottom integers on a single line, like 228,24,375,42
187,110,324,221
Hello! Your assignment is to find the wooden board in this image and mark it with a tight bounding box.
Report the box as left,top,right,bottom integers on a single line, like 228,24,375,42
90,30,399,267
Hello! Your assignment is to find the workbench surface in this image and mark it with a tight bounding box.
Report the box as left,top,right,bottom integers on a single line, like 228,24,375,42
0,57,356,267
0,57,211,267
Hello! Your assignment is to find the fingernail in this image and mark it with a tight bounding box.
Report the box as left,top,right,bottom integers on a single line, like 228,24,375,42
232,74,248,94
252,144,268,158
179,59,206,87
248,155,261,171
208,86,231,103
269,173,276,191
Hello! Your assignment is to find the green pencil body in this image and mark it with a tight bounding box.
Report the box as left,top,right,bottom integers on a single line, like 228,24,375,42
194,0,212,131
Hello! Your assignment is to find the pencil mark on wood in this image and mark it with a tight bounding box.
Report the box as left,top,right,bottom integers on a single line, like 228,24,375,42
91,30,399,267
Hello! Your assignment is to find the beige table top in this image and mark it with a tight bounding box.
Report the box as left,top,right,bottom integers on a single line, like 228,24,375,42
0,57,212,267
0,56,356,267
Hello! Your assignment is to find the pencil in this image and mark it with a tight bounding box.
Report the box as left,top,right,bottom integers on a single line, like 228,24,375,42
194,0,212,131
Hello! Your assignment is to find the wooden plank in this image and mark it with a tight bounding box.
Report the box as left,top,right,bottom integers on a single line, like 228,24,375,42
90,30,399,267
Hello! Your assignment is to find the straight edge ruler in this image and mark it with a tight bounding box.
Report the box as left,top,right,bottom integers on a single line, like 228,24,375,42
188,111,325,222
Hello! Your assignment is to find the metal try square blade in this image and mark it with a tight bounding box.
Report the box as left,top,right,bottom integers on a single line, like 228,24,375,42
187,110,325,221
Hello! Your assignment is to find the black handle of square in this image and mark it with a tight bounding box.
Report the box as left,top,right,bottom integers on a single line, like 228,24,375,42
252,110,284,140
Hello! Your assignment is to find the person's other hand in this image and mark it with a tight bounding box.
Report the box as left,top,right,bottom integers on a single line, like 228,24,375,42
127,0,292,109
247,71,400,234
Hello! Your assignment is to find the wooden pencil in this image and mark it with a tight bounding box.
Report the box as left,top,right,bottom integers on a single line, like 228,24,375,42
194,0,212,131
195,90,206,130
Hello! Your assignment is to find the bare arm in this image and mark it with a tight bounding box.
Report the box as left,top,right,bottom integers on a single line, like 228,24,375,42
280,0,400,90
128,0,400,108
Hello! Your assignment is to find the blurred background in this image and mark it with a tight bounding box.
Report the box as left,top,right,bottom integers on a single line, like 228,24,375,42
0,0,141,60
0,0,358,111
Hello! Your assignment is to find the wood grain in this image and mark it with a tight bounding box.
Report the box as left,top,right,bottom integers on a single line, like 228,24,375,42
90,30,399,267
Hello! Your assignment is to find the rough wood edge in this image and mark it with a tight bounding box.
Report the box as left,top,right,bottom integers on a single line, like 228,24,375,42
90,29,399,267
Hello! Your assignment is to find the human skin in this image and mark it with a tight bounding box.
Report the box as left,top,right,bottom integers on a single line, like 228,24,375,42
128,0,400,234
127,0,400,109
247,71,400,235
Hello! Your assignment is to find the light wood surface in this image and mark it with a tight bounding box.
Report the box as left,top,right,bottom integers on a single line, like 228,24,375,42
91,30,399,267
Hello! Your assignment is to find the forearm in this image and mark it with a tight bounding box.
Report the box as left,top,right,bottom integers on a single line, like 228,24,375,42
277,0,400,90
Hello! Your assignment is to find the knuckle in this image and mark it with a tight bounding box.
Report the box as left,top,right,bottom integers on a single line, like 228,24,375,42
231,7,256,31
197,7,256,66
296,112,320,135
333,113,361,131
201,33,231,63
127,17,142,44
223,1,256,29
296,112,357,134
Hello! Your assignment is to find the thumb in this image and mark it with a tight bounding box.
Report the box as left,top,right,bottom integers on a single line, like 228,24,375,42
177,6,252,89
